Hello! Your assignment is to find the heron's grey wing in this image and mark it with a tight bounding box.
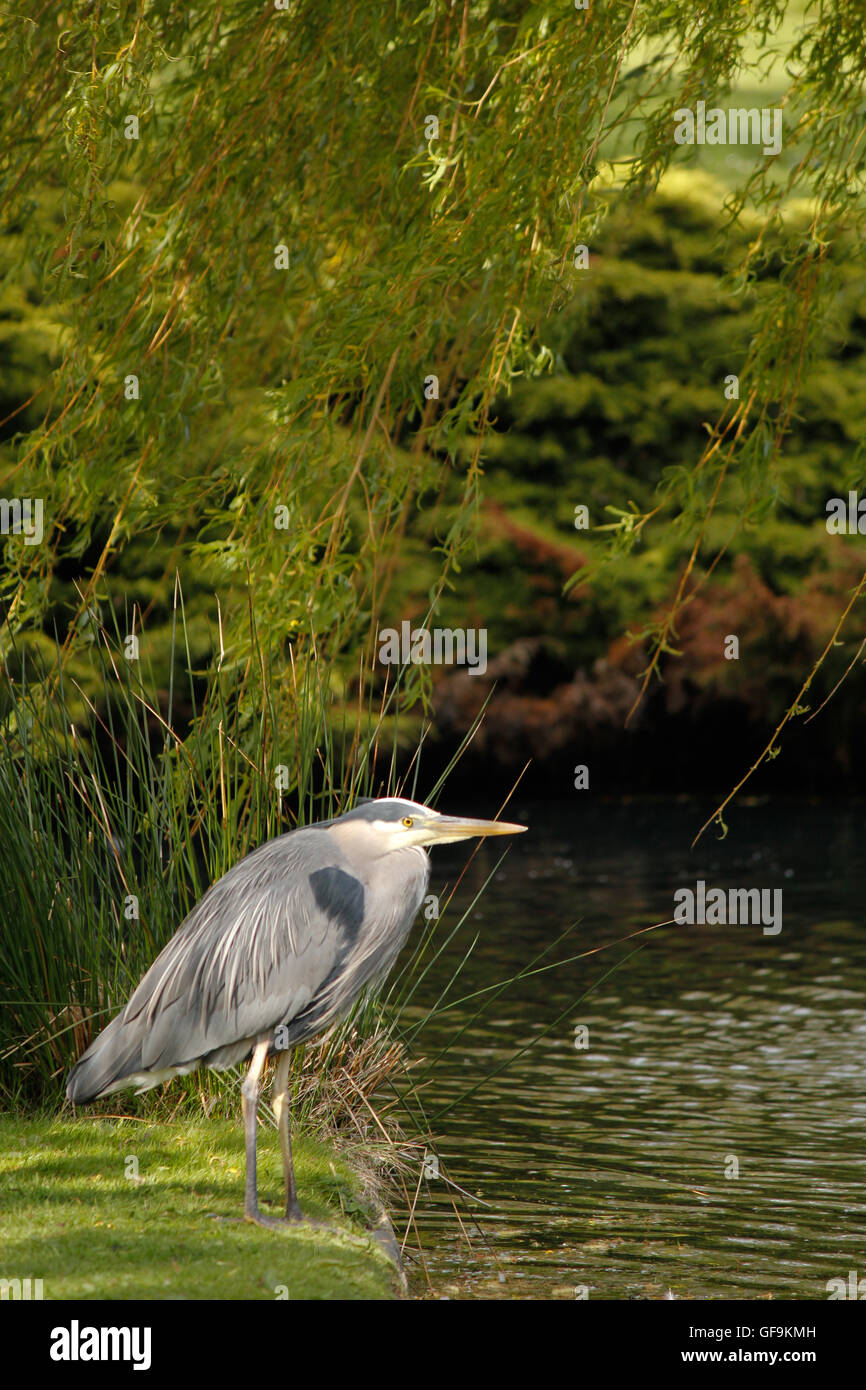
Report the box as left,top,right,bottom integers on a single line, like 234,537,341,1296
66,830,364,1100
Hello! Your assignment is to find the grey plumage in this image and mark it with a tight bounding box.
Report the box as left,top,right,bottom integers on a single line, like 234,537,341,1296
67,827,426,1101
66,795,526,1226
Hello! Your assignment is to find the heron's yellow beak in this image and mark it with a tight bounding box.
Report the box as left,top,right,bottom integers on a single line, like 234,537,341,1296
418,813,527,846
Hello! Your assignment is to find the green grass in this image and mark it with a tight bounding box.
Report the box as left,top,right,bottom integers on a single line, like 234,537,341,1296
0,1116,400,1300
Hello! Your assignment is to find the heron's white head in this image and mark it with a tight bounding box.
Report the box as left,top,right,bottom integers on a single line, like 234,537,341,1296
328,797,526,857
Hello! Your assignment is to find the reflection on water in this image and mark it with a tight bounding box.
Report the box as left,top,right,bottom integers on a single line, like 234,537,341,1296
396,799,866,1299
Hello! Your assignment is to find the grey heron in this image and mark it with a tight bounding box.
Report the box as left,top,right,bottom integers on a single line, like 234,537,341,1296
66,797,526,1228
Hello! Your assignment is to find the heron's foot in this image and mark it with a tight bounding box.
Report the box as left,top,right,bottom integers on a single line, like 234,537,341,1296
245,1195,319,1228
244,1206,304,1230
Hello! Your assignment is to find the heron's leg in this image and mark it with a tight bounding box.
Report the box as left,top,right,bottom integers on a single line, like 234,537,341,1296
241,1037,271,1225
272,1048,303,1221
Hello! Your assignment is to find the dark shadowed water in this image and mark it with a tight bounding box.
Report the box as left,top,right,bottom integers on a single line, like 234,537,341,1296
397,798,866,1300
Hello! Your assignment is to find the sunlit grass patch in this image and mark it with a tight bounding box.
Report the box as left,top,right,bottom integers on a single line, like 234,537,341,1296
0,1117,399,1301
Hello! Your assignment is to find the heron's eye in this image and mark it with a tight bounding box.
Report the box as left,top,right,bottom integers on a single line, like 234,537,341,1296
402,816,414,828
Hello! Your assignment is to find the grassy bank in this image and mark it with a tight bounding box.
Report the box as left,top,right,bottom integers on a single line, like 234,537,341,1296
0,1116,401,1300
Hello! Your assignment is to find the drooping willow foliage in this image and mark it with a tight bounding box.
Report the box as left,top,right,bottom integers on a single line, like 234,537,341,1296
1,0,865,822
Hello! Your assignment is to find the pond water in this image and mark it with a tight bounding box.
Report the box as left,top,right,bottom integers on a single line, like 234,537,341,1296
396,798,866,1300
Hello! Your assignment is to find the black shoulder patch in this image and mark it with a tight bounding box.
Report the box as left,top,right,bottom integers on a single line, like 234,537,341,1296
308,866,365,944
